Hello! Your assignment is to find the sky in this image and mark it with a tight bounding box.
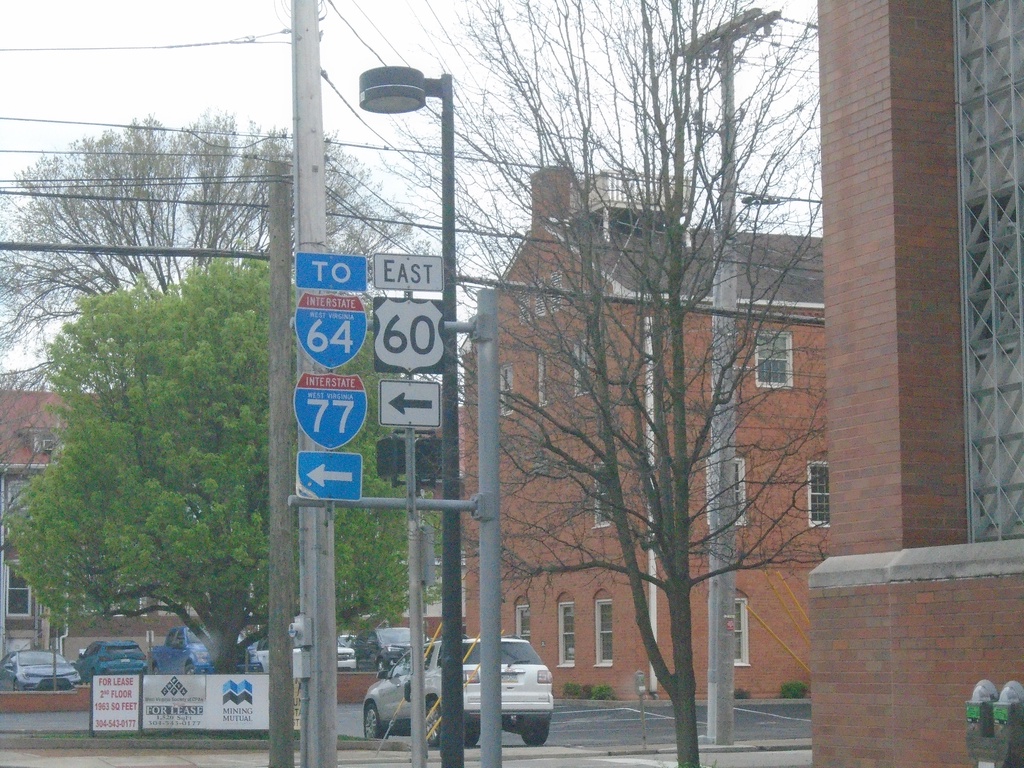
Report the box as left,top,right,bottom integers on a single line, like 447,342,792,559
0,0,464,184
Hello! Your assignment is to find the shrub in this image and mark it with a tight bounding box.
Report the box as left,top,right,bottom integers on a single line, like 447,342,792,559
734,688,751,699
579,683,593,699
563,682,583,699
591,684,615,700
780,680,809,699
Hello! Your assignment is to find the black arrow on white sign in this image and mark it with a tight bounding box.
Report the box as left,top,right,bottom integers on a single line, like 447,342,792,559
389,392,433,414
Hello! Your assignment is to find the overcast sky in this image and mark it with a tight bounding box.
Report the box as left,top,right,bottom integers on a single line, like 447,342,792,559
0,0,464,182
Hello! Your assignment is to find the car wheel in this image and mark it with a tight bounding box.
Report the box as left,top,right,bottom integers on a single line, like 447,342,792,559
425,697,441,748
463,719,480,747
521,716,550,746
363,702,385,739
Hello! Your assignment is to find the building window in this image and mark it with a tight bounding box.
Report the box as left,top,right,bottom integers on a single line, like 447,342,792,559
595,599,613,665
549,272,563,312
500,364,514,416
515,603,531,641
7,567,30,616
558,602,576,665
537,353,548,406
573,342,590,397
734,597,749,666
593,467,611,528
705,457,746,526
755,331,793,388
809,462,830,526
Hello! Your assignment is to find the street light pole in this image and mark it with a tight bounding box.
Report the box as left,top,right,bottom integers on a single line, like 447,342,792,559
359,66,465,768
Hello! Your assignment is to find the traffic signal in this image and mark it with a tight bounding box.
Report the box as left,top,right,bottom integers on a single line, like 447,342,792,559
375,432,442,488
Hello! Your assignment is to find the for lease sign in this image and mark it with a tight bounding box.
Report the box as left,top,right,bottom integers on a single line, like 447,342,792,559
91,674,141,732
141,674,269,730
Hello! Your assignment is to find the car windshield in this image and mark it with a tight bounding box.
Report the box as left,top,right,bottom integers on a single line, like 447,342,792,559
461,641,543,666
378,628,410,644
19,651,64,666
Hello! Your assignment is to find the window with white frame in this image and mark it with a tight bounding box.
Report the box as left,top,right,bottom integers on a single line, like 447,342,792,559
705,457,746,526
558,602,576,665
731,457,747,526
809,462,830,526
593,467,611,528
755,331,793,388
734,597,749,665
595,599,613,665
6,566,30,616
573,342,589,397
500,363,514,415
4,477,28,512
537,353,548,407
549,272,563,312
515,603,531,641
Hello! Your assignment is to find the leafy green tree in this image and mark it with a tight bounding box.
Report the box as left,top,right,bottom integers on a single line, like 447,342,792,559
8,262,405,668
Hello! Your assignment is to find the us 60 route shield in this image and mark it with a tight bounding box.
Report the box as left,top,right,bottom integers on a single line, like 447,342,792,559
293,373,367,449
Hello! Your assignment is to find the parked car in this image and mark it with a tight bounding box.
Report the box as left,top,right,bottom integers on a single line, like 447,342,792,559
75,640,147,683
337,635,356,671
354,626,412,672
149,627,215,674
0,650,81,691
247,638,269,672
362,636,553,747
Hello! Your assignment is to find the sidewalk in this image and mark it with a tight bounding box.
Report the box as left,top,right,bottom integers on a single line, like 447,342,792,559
0,739,812,768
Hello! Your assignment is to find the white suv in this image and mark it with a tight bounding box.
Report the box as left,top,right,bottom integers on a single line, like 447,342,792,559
362,636,554,747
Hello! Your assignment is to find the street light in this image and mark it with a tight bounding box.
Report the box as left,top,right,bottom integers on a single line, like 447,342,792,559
359,66,465,768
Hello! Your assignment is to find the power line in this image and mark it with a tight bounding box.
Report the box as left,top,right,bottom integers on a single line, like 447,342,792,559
0,30,290,54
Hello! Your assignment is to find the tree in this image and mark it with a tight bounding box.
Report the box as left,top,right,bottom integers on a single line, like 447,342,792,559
453,1,822,764
7,263,406,669
0,112,416,368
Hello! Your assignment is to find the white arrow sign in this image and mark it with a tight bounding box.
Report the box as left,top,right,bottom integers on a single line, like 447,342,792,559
306,465,354,486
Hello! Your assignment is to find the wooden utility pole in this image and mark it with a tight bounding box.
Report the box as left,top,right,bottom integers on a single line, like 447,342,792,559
267,160,296,768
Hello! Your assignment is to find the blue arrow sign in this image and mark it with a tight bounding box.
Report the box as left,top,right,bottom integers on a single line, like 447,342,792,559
295,252,368,292
294,373,367,449
295,292,367,369
296,451,363,501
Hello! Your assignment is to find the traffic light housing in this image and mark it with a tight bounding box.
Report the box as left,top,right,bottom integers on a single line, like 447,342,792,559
375,432,442,488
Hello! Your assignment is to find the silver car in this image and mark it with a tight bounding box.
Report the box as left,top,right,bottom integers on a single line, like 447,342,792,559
0,650,81,691
362,637,553,747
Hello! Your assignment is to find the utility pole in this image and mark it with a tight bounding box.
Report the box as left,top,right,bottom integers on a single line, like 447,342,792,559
688,6,780,747
267,160,296,768
292,2,337,767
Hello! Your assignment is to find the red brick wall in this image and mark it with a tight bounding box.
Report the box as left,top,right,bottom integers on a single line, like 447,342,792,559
811,546,1024,768
0,686,90,712
820,0,965,558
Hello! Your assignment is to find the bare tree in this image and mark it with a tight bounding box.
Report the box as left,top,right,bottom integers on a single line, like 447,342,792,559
0,112,418,368
452,0,823,764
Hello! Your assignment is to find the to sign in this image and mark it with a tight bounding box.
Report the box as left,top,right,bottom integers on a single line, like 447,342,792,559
294,292,367,369
296,451,363,501
372,297,445,374
379,380,441,428
294,373,367,449
373,254,444,293
295,252,368,293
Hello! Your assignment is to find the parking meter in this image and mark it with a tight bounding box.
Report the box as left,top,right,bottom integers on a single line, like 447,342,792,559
634,670,647,697
967,679,1024,768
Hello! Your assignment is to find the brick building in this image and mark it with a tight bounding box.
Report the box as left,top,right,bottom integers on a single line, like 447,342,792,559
462,168,827,701
811,2,1024,766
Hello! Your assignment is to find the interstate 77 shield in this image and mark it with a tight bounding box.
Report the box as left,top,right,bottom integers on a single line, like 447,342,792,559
293,373,367,449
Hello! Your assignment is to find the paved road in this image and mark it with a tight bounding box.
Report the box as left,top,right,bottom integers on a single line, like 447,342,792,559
2,700,811,748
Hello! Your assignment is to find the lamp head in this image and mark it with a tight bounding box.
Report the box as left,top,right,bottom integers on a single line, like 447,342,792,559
359,66,427,114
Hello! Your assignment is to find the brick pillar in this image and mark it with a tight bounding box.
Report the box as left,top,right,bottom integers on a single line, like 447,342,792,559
820,0,965,557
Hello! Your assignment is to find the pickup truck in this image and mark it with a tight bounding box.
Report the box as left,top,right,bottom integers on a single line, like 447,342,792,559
149,627,215,674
